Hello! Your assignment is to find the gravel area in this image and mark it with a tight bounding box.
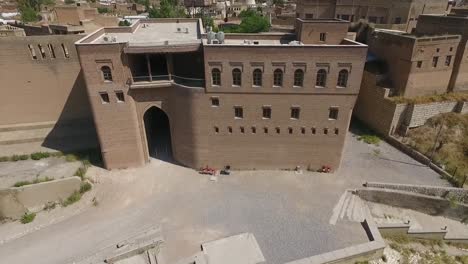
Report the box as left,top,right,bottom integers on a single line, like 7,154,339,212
0,129,452,264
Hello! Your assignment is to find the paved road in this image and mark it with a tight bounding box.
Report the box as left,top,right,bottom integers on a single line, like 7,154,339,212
0,131,448,264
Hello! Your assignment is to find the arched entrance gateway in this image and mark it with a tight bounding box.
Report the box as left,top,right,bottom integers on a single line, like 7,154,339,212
143,106,173,162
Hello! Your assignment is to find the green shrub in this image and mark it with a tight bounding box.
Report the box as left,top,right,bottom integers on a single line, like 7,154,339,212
74,167,87,180
13,177,53,187
19,154,29,160
62,191,82,207
30,152,50,160
13,180,32,187
0,156,9,162
65,154,78,162
20,212,36,224
11,155,22,161
358,134,381,145
79,182,92,194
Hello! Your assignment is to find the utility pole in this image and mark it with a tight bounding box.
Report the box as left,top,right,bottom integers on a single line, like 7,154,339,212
428,121,443,166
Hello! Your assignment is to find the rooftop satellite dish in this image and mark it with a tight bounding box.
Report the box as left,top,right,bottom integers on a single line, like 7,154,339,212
216,31,225,44
103,36,109,42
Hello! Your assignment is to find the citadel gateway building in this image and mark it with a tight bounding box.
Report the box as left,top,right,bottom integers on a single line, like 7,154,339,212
75,18,367,170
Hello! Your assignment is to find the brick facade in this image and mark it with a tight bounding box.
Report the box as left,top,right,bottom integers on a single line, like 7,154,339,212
76,18,368,170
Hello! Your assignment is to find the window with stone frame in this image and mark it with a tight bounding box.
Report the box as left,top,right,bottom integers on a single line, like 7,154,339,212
253,69,262,86
337,69,349,87
234,106,243,119
212,68,221,86
273,69,283,86
294,69,304,87
232,68,242,86
101,66,113,82
316,69,327,87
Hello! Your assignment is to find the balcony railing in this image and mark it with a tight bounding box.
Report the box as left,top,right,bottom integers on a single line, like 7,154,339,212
132,75,205,88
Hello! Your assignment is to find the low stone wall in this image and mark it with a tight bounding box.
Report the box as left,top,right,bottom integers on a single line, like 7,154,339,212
0,176,81,219
384,135,462,186
404,102,459,128
356,188,468,222
364,182,468,203
286,219,385,264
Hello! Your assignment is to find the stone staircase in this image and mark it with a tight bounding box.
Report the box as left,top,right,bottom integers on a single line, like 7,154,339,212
0,121,98,155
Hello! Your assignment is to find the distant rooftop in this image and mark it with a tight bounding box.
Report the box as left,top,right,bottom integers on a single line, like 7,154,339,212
374,28,461,42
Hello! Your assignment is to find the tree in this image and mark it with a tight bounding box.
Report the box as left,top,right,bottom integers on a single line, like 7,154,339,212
238,12,270,33
148,0,186,18
20,5,38,22
119,20,131,26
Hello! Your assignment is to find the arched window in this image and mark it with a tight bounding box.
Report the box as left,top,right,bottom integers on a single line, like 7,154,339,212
337,69,349,87
212,68,221,86
273,69,283,86
101,66,113,81
294,69,304,87
253,69,262,86
232,68,242,86
316,69,327,87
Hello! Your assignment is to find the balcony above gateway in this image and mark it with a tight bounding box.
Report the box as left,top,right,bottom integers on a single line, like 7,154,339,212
75,18,203,53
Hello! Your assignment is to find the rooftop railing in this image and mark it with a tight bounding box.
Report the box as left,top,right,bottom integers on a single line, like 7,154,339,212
132,75,205,88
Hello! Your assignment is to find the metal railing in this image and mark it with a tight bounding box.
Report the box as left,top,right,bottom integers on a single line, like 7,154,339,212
132,75,205,88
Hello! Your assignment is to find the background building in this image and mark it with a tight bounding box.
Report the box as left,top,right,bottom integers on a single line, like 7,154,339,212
296,0,449,31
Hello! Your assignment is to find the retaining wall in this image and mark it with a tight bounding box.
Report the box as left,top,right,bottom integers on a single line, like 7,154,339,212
0,176,81,219
364,182,468,203
356,188,468,222
354,71,468,136
286,219,385,264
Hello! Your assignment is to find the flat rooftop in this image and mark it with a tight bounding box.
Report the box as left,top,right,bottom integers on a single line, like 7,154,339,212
77,18,203,46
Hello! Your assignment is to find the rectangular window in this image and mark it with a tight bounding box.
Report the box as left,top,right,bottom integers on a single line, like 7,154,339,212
301,127,306,134
228,126,233,133
329,107,339,120
394,17,402,24
319,33,326,42
436,48,440,52
276,127,280,134
432,56,439,68
252,126,256,134
305,13,314,19
312,127,316,134
262,106,271,119
264,127,268,134
116,91,125,102
288,127,293,134
211,97,219,107
38,44,46,59
61,43,69,58
450,47,453,52
99,92,110,104
234,106,243,119
324,128,328,135
291,107,300,119
28,44,37,60
445,56,452,66
214,126,219,133
417,61,423,68
334,128,339,135
48,44,56,59
240,127,245,133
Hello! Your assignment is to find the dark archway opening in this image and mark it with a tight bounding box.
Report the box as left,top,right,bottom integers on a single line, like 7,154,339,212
143,107,173,162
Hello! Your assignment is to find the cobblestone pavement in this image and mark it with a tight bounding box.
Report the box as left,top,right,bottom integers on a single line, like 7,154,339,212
0,131,449,264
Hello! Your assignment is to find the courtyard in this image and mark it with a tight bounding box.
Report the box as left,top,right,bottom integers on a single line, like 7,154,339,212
0,129,449,264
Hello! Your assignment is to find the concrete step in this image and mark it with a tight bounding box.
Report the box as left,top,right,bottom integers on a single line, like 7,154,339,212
0,121,97,146
0,121,56,132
